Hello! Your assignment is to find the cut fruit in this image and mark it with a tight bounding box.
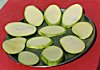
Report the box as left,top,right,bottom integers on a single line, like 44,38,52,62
44,5,62,25
72,22,93,39
60,35,85,54
18,51,39,66
41,46,63,66
26,36,53,49
3,38,26,54
38,26,66,37
5,22,36,37
24,5,44,26
62,4,83,28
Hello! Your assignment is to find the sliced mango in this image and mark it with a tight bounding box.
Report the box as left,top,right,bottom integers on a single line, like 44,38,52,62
24,5,44,26
62,4,83,28
44,5,62,25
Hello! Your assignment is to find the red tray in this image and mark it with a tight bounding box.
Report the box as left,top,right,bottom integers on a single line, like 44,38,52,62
0,0,100,70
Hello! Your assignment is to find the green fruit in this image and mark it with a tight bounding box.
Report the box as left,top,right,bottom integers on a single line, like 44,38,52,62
26,36,53,49
60,35,85,54
62,4,83,28
38,26,66,37
41,46,63,66
24,5,44,26
72,22,93,39
3,38,26,54
18,51,39,66
5,22,37,37
44,5,62,25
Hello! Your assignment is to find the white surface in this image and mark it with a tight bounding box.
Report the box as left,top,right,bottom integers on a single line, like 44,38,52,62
0,0,8,9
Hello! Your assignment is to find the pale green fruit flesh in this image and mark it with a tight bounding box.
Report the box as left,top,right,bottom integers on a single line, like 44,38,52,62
26,36,53,49
3,38,26,54
72,22,93,39
18,51,39,66
62,4,83,28
38,26,66,37
60,35,85,54
44,5,62,25
41,46,63,66
24,5,44,26
5,22,36,37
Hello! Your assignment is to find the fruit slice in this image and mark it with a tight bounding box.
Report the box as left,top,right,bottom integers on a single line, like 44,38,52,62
26,36,53,49
72,22,93,39
18,51,39,66
38,26,66,37
5,22,36,37
62,4,83,28
24,5,44,26
44,5,62,25
3,38,26,54
60,35,85,54
41,46,63,66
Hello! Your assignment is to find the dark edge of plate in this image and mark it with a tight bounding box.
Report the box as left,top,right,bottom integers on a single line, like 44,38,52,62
6,15,97,68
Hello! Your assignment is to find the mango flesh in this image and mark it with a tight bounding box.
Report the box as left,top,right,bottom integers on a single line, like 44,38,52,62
24,5,44,26
5,22,37,36
3,38,26,54
26,37,53,49
38,26,66,37
18,51,39,66
44,5,61,25
62,4,83,28
72,22,93,39
41,46,63,66
60,35,85,54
